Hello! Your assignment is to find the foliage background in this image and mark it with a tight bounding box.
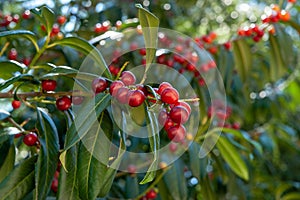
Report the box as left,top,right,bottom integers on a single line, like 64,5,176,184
0,0,300,200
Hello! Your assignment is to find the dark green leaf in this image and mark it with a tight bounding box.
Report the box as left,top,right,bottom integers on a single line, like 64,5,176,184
136,4,159,71
60,93,111,163
125,176,139,198
49,37,111,79
0,156,37,200
0,110,10,120
0,74,34,91
31,6,55,34
34,108,59,200
0,61,26,79
281,192,300,200
163,160,187,200
0,30,38,51
232,39,252,82
140,108,160,184
77,111,113,200
58,146,80,200
215,135,249,180
0,141,15,182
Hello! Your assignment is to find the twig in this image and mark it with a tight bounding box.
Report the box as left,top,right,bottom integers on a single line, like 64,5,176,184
0,91,93,99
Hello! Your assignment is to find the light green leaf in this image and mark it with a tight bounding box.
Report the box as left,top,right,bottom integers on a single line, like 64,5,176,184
269,28,287,81
232,39,252,82
215,135,249,180
49,37,111,79
0,74,34,91
136,4,159,72
0,61,26,80
140,108,160,184
34,108,59,200
0,30,38,51
0,156,37,200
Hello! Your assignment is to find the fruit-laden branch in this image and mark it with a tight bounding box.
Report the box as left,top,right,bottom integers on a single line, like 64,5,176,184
0,91,93,99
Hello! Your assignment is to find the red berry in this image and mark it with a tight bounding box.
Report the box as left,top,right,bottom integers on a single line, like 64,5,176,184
56,96,72,111
57,16,66,25
22,57,31,66
110,81,125,96
232,122,241,130
23,132,38,146
146,189,157,199
72,96,84,105
54,170,60,179
279,10,291,21
116,87,129,104
8,48,17,60
51,24,60,35
208,46,218,54
12,14,19,23
175,102,191,114
120,71,136,86
128,90,145,107
136,84,148,96
161,87,179,104
51,178,58,193
127,164,137,174
22,10,31,19
92,77,108,94
41,79,57,91
158,82,172,95
94,23,103,33
223,42,232,50
14,133,23,138
169,142,178,152
167,124,186,143
169,106,189,124
139,48,146,56
109,65,120,76
288,0,296,3
158,109,168,126
164,117,175,130
12,100,21,109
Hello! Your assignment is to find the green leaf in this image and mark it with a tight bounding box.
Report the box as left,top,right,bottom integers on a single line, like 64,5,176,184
0,74,34,91
282,193,300,200
34,108,59,200
49,37,112,79
136,4,159,71
60,94,111,165
41,66,98,81
0,156,37,200
58,146,80,200
214,135,249,180
0,141,15,183
0,61,26,80
0,30,38,51
163,160,187,200
140,108,160,184
0,109,10,120
77,111,113,200
31,6,55,34
232,39,252,82
269,28,287,81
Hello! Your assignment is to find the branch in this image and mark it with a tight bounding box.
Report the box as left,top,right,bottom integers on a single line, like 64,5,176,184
0,91,93,99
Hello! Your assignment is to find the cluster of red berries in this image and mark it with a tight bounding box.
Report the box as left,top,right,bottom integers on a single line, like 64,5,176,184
93,71,147,107
6,48,31,65
0,13,20,27
94,21,110,34
156,82,191,143
237,24,265,42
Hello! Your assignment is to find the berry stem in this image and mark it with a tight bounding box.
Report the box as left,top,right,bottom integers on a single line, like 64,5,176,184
116,61,129,80
0,91,93,99
7,117,25,132
0,42,10,57
178,97,200,102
